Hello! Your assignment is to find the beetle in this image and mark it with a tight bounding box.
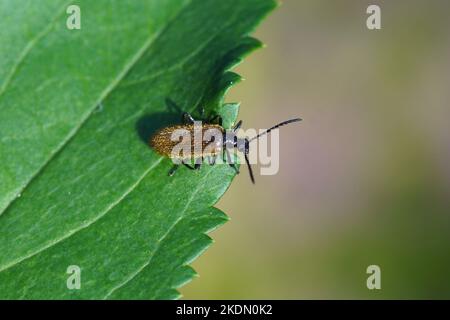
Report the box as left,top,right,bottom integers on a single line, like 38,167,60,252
149,111,301,183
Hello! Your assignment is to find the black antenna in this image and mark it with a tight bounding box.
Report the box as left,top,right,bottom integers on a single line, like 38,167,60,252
249,118,302,142
244,151,255,184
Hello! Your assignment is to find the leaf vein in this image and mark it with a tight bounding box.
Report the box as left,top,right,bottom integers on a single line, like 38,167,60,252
0,1,72,99
0,157,164,272
103,168,214,299
0,0,192,217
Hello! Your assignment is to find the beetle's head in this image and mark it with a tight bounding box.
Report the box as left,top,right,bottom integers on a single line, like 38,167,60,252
235,137,248,154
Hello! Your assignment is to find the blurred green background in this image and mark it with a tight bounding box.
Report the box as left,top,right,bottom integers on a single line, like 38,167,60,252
181,0,450,299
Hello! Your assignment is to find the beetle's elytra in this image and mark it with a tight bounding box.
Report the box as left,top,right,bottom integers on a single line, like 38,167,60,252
149,110,301,184
150,123,224,159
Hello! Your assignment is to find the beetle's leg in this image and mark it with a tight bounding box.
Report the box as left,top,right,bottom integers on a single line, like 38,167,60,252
165,98,183,114
168,164,179,176
225,147,233,164
182,112,195,124
230,163,239,174
208,155,217,165
184,162,202,170
209,114,223,126
194,156,202,170
183,159,202,170
183,163,195,170
200,106,205,121
233,120,242,132
225,148,240,174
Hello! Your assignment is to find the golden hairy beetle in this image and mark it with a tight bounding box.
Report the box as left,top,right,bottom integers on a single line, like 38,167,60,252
150,123,224,159
150,111,301,184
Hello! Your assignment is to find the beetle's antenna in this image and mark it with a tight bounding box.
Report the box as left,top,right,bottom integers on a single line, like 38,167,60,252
248,118,302,142
233,120,243,132
244,152,255,184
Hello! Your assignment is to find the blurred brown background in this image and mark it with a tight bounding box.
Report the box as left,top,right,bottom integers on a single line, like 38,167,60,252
182,0,450,299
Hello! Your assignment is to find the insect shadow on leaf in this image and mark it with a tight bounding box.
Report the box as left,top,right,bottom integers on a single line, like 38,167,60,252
136,98,190,145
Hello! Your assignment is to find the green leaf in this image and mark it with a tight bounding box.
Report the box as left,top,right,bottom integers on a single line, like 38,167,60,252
0,0,276,299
